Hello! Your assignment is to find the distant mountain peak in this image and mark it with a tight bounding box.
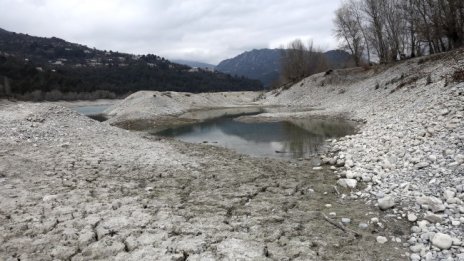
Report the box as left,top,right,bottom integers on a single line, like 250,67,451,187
216,48,355,88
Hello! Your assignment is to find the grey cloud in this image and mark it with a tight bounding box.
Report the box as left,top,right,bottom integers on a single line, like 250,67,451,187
0,0,342,64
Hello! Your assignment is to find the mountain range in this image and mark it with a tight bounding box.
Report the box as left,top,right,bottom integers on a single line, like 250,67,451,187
0,28,262,100
215,49,355,87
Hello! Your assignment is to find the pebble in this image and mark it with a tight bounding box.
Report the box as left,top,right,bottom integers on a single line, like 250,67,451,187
341,218,351,225
443,190,455,200
431,233,453,250
345,159,354,168
408,213,418,222
410,244,424,253
416,196,445,213
358,223,368,229
424,213,443,223
410,253,421,261
337,178,357,189
376,236,388,244
378,196,395,210
411,226,421,233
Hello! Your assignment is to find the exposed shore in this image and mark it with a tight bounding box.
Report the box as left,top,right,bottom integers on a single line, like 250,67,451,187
1,50,463,260
0,104,409,260
257,50,464,260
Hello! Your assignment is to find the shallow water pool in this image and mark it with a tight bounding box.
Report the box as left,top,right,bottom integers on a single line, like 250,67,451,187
155,111,356,159
73,105,110,121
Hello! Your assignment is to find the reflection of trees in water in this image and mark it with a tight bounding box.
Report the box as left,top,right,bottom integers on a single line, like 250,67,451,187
289,119,356,137
280,119,356,158
280,122,323,158
157,115,357,159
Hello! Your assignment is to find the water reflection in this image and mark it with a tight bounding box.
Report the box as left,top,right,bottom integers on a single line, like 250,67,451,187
74,105,110,122
74,105,110,115
155,115,356,159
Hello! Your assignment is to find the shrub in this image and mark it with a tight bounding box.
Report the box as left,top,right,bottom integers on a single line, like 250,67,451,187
452,70,464,83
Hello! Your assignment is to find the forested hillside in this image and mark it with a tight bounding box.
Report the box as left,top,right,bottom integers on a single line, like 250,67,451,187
0,28,263,100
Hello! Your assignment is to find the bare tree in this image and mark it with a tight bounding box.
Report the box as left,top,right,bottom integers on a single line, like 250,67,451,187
334,2,365,66
349,0,372,63
333,0,463,64
280,39,328,84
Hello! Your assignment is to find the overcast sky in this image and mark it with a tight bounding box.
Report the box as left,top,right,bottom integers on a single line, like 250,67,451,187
0,0,342,64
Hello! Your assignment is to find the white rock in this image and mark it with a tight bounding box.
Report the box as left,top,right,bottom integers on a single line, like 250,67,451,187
337,179,357,189
415,162,429,169
431,233,453,250
424,213,443,223
341,218,351,225
407,213,418,222
376,236,388,244
443,190,456,200
345,171,355,179
452,238,462,246
378,196,395,210
409,244,424,253
416,196,445,213
358,223,368,229
345,160,354,168
417,220,429,231
410,253,421,261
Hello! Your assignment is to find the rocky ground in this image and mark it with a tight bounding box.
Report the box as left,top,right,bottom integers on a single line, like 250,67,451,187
1,49,463,260
260,50,464,260
0,104,411,260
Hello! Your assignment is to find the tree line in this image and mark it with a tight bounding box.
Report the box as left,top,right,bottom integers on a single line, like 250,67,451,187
334,0,464,65
0,55,263,101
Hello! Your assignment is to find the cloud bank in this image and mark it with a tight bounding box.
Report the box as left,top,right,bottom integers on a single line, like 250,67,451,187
0,0,342,64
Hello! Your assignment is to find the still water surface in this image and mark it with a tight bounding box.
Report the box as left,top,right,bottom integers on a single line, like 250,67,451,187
74,105,110,115
74,105,110,121
156,111,356,159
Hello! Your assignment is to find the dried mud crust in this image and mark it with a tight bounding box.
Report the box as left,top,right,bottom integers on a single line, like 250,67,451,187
0,104,409,260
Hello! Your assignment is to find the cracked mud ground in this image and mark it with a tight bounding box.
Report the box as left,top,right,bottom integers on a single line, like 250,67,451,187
0,104,408,260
